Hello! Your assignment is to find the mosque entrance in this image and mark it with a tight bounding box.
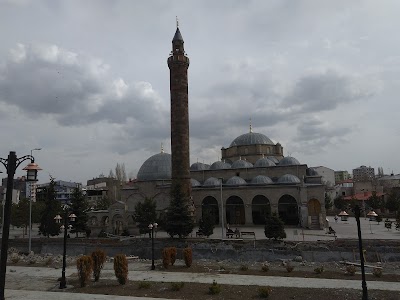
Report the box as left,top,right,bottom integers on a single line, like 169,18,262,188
252,195,271,225
201,196,220,225
226,196,245,225
278,195,299,225
308,199,321,228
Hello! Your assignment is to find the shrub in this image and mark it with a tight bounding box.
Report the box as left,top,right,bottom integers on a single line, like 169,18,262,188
373,267,383,277
138,281,151,289
183,247,192,267
170,281,185,291
346,264,356,276
162,248,171,269
261,262,270,272
169,247,177,266
209,280,221,295
44,256,53,266
285,264,294,273
240,264,249,271
258,286,272,298
314,266,324,274
91,249,107,282
10,253,19,264
76,255,94,287
114,254,128,285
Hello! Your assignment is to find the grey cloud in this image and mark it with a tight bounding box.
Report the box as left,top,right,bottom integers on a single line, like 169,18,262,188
282,70,374,112
0,43,168,130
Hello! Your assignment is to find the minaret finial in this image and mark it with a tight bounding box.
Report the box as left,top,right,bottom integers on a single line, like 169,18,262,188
249,118,253,133
176,16,179,28
161,143,164,153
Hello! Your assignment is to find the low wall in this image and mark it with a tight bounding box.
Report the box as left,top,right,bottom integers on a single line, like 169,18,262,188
5,238,400,263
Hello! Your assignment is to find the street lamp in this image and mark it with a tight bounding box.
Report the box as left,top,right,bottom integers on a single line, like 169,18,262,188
148,222,158,270
54,206,76,289
0,151,41,300
353,205,368,300
28,148,41,254
219,178,224,240
367,210,378,234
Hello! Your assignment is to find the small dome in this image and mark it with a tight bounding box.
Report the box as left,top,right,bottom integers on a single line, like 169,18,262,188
254,157,276,168
209,161,231,170
226,176,247,186
137,152,171,181
230,132,274,147
279,156,300,166
251,175,273,184
190,162,210,171
277,174,301,184
231,159,253,169
203,177,221,187
267,156,280,164
306,168,319,176
191,178,201,187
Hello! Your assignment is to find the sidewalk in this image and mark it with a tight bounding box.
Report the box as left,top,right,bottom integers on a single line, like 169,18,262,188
4,265,400,300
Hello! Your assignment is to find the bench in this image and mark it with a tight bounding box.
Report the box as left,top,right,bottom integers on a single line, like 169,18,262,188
226,231,234,238
241,231,256,239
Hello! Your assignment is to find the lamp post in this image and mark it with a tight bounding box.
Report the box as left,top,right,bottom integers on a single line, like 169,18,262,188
54,206,76,289
148,222,158,270
353,205,368,300
0,151,41,300
28,148,41,253
219,178,224,240
367,210,378,234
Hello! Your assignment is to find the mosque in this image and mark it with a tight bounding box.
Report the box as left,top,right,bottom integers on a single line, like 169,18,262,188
87,26,326,236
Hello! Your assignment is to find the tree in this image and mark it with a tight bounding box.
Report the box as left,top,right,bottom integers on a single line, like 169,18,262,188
11,198,30,236
94,195,111,210
38,178,62,237
69,187,89,237
385,190,400,213
164,184,194,238
133,197,157,236
32,201,46,223
368,191,383,210
264,213,286,240
334,195,345,210
198,209,215,237
324,193,333,210
396,210,400,231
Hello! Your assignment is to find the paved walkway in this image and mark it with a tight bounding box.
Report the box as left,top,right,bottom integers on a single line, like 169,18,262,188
4,265,400,299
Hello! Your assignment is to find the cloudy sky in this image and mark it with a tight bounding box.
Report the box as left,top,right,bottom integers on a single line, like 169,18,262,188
0,0,399,184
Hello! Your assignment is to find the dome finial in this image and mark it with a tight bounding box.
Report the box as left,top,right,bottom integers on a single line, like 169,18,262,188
161,143,164,153
249,117,253,133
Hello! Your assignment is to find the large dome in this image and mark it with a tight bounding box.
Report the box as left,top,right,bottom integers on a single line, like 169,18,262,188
230,132,274,147
137,152,171,181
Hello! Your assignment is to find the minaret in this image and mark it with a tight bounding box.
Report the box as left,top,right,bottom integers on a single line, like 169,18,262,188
167,23,191,201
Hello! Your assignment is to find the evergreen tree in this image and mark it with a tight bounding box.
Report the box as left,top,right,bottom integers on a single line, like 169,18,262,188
133,197,157,236
69,187,89,237
324,193,333,210
164,184,194,238
368,191,383,210
38,178,62,237
264,213,286,240
198,209,214,237
396,210,400,231
334,195,345,210
386,190,400,213
94,195,111,210
11,198,30,235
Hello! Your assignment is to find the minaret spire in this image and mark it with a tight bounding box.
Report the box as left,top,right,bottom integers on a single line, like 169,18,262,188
249,118,253,133
176,16,179,28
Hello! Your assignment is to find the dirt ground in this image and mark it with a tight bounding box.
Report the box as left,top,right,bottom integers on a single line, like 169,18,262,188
66,259,400,300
